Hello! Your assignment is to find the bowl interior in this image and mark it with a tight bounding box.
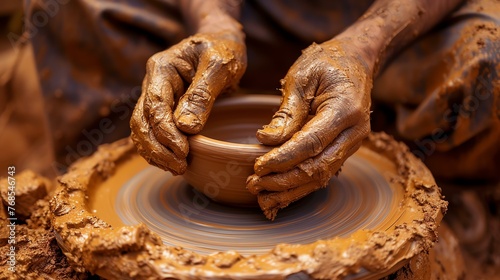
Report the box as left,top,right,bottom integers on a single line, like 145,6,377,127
195,95,280,147
185,95,280,206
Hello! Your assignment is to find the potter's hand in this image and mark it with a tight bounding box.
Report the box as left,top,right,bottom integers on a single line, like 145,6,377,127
247,40,372,219
130,32,246,174
246,0,461,220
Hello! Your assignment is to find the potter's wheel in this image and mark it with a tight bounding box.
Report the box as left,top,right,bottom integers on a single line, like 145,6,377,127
102,152,402,256
53,134,446,279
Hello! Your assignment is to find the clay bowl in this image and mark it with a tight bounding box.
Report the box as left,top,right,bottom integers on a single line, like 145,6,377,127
184,95,279,207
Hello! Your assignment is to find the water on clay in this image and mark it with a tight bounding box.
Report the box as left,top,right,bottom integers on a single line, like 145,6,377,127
88,146,405,256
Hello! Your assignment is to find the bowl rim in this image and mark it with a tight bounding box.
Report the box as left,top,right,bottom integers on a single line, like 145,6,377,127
188,94,280,153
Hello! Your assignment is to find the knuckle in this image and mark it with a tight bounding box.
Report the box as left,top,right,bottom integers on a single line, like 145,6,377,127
146,54,161,69
306,132,325,155
293,131,324,159
130,133,149,160
147,53,175,73
358,122,371,138
130,111,149,133
302,43,322,56
187,86,212,107
129,115,140,130
207,51,224,64
348,101,367,119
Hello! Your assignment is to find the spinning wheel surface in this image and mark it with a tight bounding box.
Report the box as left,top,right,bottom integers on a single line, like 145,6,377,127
99,149,404,255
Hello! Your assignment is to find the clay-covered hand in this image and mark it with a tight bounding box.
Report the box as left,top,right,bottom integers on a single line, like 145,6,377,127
131,33,246,175
247,40,372,219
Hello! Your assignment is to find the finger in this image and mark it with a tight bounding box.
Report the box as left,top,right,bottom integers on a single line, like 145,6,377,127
130,94,187,175
254,94,363,176
256,125,367,221
174,48,238,134
257,180,323,221
246,168,310,195
256,74,311,146
249,124,367,192
144,59,189,158
296,124,365,186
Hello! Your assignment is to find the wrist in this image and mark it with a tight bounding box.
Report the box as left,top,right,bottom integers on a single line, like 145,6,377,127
334,0,461,76
322,33,378,77
179,0,244,42
334,21,387,76
197,14,245,43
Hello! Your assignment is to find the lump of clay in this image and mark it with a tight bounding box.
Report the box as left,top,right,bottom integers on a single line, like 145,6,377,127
0,170,91,279
0,170,50,220
0,225,91,280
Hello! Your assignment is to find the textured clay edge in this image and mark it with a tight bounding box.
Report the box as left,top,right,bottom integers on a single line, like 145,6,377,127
50,133,447,280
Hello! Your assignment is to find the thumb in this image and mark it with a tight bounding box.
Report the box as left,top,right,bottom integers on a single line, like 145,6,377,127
174,55,232,134
256,78,311,145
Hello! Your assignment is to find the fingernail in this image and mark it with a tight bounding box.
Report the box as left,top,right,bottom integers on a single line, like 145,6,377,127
268,115,286,129
254,157,271,176
257,122,284,145
176,112,202,133
246,175,263,194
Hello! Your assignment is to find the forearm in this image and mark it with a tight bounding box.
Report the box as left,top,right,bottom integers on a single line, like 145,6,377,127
178,0,244,41
335,0,463,75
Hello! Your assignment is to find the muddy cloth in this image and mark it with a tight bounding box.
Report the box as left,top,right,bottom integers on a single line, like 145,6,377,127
372,0,500,182
22,0,499,181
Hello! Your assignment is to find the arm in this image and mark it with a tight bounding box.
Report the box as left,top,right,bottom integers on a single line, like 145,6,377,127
178,0,244,41
336,0,463,75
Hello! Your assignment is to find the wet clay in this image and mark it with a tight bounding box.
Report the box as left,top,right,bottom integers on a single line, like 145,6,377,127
130,0,462,214
184,95,278,206
0,170,49,220
380,223,467,280
50,132,447,279
0,177,91,279
0,224,91,280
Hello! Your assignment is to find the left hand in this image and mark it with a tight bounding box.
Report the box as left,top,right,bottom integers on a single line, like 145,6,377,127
246,40,372,220
130,32,246,175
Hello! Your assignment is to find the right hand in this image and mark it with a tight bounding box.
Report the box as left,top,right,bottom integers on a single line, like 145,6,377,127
246,40,372,220
130,33,247,175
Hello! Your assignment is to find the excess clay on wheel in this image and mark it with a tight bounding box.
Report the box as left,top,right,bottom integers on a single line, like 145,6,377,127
50,131,446,279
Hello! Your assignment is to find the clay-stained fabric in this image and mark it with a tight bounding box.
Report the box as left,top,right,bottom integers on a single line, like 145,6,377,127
372,0,500,182
23,0,499,181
